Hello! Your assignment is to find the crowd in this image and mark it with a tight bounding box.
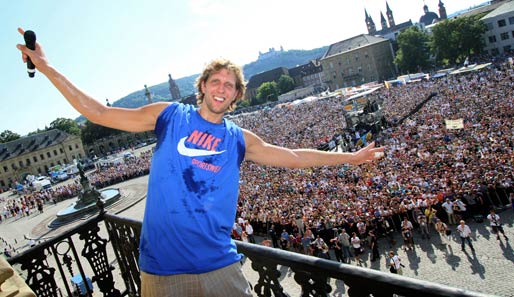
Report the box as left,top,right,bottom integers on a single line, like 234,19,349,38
229,60,513,264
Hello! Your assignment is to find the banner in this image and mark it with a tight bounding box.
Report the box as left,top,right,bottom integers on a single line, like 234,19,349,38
445,119,464,130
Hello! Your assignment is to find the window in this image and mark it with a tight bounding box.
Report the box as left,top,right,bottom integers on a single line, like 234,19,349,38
54,150,58,156
486,22,494,30
69,145,73,151
489,35,497,43
501,32,509,40
498,19,506,27
40,154,45,160
503,45,511,52
47,152,51,158
26,158,30,166
18,161,23,167
3,166,8,173
50,162,55,167
37,168,42,174
0,180,5,187
512,31,514,38
60,148,64,153
33,156,38,162
509,17,514,25
75,144,79,149
63,159,67,164
491,48,500,55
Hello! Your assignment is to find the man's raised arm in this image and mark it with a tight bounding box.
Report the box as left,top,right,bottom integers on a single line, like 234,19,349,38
16,27,168,133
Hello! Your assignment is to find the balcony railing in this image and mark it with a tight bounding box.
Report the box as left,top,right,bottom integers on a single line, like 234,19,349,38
7,212,491,297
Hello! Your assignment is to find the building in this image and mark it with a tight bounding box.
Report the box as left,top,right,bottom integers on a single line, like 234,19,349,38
288,60,326,93
83,131,155,157
168,74,181,101
481,1,514,55
364,2,414,41
245,67,289,102
320,34,396,91
0,129,85,189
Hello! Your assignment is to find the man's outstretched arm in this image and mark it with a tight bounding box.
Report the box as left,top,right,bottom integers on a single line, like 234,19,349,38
16,27,168,132
243,129,384,168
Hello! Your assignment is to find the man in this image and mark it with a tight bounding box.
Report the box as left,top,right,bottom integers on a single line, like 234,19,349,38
486,209,508,241
388,251,403,275
368,230,380,262
442,199,457,225
16,28,384,297
338,229,352,263
456,220,475,252
244,221,256,244
400,217,414,251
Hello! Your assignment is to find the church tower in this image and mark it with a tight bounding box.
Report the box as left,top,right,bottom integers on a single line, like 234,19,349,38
438,0,447,20
380,11,388,30
365,9,376,35
168,74,181,101
386,1,395,28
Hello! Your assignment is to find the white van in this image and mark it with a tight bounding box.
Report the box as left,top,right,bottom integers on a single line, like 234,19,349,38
33,176,52,191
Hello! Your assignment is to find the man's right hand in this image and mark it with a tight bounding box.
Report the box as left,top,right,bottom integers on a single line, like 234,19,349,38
16,27,50,75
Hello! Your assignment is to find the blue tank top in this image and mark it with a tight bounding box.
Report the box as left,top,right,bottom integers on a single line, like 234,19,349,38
139,103,246,275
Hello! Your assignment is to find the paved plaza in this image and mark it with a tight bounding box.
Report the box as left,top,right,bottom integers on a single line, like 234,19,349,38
1,175,513,296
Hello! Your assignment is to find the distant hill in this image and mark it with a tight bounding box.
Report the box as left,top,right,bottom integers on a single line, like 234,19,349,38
76,46,328,122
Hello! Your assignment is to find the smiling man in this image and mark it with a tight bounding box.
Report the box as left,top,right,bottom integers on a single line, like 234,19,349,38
17,27,384,297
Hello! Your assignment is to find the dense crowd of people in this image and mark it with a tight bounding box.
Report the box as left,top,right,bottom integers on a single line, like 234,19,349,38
229,60,513,262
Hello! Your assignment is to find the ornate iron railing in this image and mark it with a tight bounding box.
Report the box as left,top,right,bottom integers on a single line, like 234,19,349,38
8,212,491,297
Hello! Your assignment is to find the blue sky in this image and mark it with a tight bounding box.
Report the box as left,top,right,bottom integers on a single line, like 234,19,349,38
2,0,486,136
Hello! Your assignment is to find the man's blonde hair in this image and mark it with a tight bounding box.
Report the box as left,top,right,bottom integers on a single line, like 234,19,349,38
195,58,246,112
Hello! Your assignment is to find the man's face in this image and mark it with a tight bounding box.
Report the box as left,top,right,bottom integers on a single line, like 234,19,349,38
200,68,239,117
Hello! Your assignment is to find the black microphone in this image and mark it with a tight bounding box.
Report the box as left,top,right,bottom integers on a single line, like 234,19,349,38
23,30,36,78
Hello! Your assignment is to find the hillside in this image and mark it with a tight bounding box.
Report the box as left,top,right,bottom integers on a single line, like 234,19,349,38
76,46,327,121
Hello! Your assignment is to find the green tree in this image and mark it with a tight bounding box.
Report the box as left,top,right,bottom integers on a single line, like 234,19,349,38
49,117,81,136
81,120,122,145
255,81,279,105
277,75,295,95
431,15,487,66
394,26,430,73
0,130,21,143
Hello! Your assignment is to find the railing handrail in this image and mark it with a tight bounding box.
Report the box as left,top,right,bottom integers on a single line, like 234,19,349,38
235,241,493,297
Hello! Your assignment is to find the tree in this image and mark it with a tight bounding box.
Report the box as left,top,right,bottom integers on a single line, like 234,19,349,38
431,15,487,66
0,130,21,143
255,81,279,105
394,27,430,73
277,75,295,95
49,118,81,136
81,120,122,145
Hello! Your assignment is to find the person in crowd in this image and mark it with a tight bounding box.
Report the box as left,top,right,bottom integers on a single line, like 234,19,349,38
401,217,414,251
369,230,380,262
350,232,363,264
456,220,475,252
389,251,403,275
486,209,509,241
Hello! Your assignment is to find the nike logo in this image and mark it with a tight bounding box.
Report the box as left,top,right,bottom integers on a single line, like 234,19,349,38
177,137,226,157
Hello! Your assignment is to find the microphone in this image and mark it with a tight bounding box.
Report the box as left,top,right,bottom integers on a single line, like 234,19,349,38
23,30,37,78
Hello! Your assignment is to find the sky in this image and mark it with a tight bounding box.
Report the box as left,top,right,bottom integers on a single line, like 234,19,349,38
1,0,487,136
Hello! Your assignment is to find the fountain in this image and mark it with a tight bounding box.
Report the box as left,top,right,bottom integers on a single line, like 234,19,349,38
50,162,120,228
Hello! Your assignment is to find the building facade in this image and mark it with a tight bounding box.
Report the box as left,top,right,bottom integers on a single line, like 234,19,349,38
481,1,514,55
0,130,85,189
288,60,326,93
245,67,289,102
320,34,396,91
